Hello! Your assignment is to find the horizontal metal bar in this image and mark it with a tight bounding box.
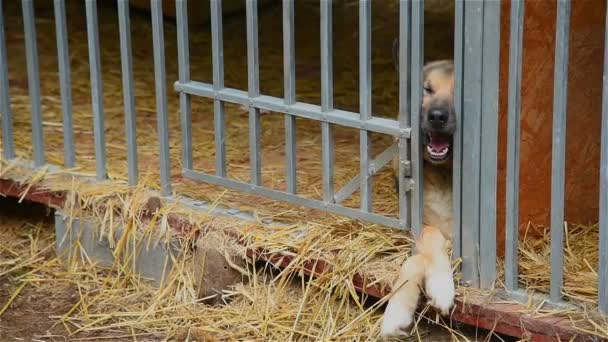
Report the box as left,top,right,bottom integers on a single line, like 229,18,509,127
117,0,138,186
183,168,403,229
550,0,570,303
334,143,398,204
53,0,75,168
505,0,525,292
174,81,410,138
22,0,45,167
0,0,14,160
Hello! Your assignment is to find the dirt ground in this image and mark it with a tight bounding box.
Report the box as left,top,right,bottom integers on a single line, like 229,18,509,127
0,196,515,341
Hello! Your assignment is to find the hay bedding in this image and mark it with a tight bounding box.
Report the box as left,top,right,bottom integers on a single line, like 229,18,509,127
0,0,606,340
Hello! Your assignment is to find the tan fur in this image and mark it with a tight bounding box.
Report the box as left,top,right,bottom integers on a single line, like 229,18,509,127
382,60,456,337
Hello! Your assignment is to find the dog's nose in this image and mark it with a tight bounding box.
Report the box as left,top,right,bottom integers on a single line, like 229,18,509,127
428,109,448,125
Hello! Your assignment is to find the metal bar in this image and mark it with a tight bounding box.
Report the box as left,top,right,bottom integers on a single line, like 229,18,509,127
410,0,424,237
246,0,262,186
53,0,75,168
398,0,411,230
600,0,608,316
550,0,570,303
117,0,138,186
283,0,297,194
184,168,403,229
85,0,106,180
320,0,334,203
210,0,226,177
359,0,372,212
151,0,172,196
460,0,484,287
333,144,398,205
479,0,501,289
0,0,14,160
451,0,464,262
175,82,409,138
22,0,45,167
505,0,525,292
176,0,192,170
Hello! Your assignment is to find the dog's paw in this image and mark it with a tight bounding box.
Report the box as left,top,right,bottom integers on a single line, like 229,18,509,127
425,271,455,315
380,299,414,337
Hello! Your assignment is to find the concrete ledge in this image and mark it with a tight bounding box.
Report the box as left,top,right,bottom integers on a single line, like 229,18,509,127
54,210,180,287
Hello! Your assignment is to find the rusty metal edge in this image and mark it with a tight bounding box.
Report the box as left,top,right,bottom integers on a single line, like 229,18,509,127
0,176,603,342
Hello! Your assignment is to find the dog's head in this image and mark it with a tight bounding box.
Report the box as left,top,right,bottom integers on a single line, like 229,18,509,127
392,39,455,165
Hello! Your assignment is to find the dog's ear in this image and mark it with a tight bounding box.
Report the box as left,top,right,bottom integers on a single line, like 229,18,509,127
392,38,399,72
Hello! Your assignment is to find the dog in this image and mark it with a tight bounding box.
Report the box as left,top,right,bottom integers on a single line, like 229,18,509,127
381,39,456,337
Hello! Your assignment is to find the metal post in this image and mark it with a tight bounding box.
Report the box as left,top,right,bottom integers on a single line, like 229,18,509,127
246,0,262,186
176,0,192,170
359,0,372,212
505,0,525,292
549,0,570,303
211,0,227,178
0,0,14,160
410,0,424,237
283,0,297,194
22,0,45,167
53,0,75,168
451,0,464,261
321,0,334,203
117,0,139,186
600,0,608,314
397,0,411,230
151,0,172,195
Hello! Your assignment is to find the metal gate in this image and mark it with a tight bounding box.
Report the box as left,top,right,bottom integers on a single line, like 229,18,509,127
0,0,606,316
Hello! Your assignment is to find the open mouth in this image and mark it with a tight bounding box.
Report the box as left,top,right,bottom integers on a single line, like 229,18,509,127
425,132,452,163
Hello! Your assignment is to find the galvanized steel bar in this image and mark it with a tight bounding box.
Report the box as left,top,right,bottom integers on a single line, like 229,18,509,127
320,0,334,203
359,0,372,212
151,0,172,196
175,81,409,138
247,0,262,186
283,0,297,194
398,0,411,230
410,0,424,237
479,0,501,289
550,0,570,303
460,0,484,287
85,0,106,180
53,0,75,168
117,0,139,186
600,0,608,316
451,0,463,262
211,0,227,177
176,0,192,170
184,168,402,229
0,0,14,160
22,0,45,167
505,0,525,292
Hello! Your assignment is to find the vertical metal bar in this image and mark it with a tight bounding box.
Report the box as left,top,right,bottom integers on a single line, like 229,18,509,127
283,0,297,194
398,0,411,230
54,0,75,168
359,0,372,212
479,0,501,289
176,0,192,170
410,0,424,237
550,0,570,303
0,0,14,160
151,0,172,196
210,0,226,177
85,0,106,180
505,0,525,292
320,0,334,203
460,0,484,287
117,0,138,186
600,0,608,315
22,0,45,167
451,0,464,262
246,0,262,186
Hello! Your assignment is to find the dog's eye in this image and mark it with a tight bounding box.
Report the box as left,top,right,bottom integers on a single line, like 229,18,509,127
423,85,434,95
